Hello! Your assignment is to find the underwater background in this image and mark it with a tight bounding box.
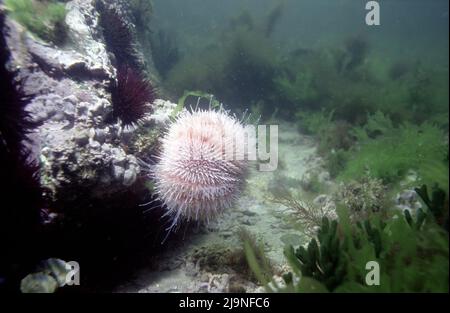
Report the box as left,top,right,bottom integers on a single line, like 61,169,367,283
0,0,448,293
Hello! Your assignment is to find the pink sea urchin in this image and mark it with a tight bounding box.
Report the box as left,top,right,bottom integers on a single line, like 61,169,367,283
152,108,249,233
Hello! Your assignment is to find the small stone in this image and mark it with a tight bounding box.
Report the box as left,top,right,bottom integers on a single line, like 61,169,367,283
394,189,422,214
396,190,418,204
20,273,58,293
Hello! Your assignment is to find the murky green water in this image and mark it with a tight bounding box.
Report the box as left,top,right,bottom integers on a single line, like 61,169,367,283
1,0,448,294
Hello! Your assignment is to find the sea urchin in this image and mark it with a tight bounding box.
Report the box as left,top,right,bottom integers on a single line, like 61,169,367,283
152,108,249,233
111,65,157,126
97,2,139,69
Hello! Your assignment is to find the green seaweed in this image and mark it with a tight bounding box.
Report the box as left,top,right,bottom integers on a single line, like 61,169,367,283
339,120,448,188
240,228,275,290
277,41,448,126
5,0,67,44
172,90,221,118
351,111,394,141
292,217,346,291
296,110,334,136
247,197,449,292
415,184,449,230
262,1,285,38
326,149,349,178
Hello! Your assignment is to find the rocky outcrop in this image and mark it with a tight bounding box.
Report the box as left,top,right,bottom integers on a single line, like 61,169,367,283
1,0,171,202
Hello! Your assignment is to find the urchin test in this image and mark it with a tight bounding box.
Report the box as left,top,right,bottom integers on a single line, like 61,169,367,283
149,108,278,236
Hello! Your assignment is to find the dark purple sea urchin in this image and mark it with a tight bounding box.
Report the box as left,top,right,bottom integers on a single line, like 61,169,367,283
1,11,44,290
97,2,157,126
1,13,34,155
96,2,140,69
111,65,157,126
152,109,249,234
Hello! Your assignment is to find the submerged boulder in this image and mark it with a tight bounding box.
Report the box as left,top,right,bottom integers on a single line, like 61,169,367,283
2,0,167,202
0,0,174,291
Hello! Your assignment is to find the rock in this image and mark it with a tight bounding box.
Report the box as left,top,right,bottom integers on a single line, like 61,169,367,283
26,38,109,80
36,258,71,287
1,0,174,203
20,273,58,293
396,189,417,203
19,258,73,293
65,0,114,78
394,189,422,214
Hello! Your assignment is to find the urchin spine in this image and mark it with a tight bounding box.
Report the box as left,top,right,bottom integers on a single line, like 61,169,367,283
152,108,248,234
